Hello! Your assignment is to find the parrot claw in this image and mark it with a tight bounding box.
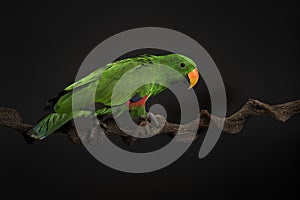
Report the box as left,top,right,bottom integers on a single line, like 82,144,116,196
139,112,160,127
147,112,160,127
134,120,152,138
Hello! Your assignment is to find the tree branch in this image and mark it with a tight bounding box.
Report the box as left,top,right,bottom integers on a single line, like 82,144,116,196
1,98,299,144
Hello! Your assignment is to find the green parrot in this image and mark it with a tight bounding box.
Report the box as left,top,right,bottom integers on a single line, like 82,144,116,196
27,54,199,140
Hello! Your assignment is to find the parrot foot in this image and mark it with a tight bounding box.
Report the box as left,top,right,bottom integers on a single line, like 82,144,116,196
146,112,160,127
138,112,160,127
133,120,152,138
131,112,160,138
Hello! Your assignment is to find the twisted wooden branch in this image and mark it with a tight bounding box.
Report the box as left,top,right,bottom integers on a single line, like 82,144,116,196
0,98,299,144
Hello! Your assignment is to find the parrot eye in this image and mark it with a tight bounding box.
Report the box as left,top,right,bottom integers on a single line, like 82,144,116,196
179,62,185,68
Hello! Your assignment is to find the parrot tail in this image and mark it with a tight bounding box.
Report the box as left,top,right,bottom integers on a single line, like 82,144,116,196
27,111,91,140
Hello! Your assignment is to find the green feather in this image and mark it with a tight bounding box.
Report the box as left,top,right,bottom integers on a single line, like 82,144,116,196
64,67,105,91
28,54,198,139
28,110,91,139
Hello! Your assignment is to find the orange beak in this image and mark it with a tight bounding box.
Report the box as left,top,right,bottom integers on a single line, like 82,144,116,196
188,68,199,89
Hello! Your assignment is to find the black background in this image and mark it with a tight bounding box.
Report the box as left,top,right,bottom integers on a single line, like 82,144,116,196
0,1,299,199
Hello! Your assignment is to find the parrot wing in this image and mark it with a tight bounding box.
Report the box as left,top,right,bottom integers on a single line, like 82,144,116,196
46,67,106,110
95,62,169,106
64,55,153,91
54,55,155,112
64,67,106,91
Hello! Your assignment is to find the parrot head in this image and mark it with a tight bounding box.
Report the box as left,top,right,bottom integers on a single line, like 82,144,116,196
155,54,199,89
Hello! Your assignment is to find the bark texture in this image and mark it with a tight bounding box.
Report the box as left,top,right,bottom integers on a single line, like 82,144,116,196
0,99,299,144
